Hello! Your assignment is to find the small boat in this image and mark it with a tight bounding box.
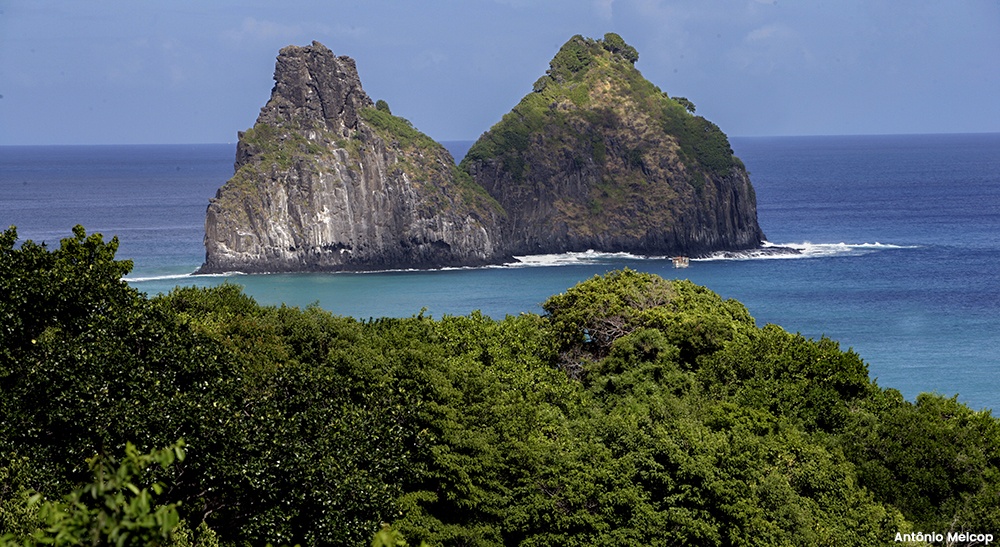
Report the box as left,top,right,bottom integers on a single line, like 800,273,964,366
672,256,690,268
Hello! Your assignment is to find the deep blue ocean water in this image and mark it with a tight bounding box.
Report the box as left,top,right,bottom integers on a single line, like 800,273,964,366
2,134,998,411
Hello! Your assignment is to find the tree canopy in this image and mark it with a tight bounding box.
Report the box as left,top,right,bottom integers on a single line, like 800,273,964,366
3,225,999,546
601,32,638,64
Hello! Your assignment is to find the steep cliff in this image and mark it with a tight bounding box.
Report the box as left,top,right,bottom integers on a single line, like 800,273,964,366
461,34,765,257
197,41,503,273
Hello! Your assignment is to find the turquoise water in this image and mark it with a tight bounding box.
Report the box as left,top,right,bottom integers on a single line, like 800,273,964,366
2,134,998,410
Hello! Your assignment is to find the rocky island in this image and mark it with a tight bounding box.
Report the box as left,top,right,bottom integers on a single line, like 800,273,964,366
197,35,767,274
462,34,766,257
197,41,504,273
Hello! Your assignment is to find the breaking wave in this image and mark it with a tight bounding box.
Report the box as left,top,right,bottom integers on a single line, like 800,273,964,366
501,241,919,268
502,250,648,268
699,241,919,261
124,242,919,280
125,271,244,282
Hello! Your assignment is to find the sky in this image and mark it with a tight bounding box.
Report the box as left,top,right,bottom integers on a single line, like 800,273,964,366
1,0,998,145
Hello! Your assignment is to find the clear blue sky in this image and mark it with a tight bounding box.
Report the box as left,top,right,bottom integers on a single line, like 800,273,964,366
1,0,998,145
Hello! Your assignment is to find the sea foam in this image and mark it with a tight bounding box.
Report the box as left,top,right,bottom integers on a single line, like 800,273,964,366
497,241,916,267
125,271,243,282
503,250,647,268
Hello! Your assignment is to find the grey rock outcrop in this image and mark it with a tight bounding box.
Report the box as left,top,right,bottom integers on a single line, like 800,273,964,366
197,41,503,273
465,128,764,258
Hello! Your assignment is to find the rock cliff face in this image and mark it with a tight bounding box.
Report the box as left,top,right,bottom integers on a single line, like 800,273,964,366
199,36,767,273
197,41,503,273
461,34,765,257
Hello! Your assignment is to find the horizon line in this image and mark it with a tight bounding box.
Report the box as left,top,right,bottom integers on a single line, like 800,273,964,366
2,130,999,148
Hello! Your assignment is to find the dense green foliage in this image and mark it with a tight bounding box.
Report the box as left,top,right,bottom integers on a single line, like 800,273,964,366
1,226,420,546
4,226,1000,546
601,32,638,64
461,34,741,181
0,442,187,547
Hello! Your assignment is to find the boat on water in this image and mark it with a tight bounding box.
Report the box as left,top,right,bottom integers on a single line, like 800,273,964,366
672,256,690,268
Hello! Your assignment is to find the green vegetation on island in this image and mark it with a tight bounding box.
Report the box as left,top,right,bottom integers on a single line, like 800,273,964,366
211,119,340,229
6,227,1000,546
462,33,742,184
459,34,757,249
359,106,502,217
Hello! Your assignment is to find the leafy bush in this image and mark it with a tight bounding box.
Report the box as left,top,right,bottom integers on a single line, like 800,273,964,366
1,442,186,547
542,270,753,367
545,35,600,83
699,324,872,431
842,392,1000,531
0,458,41,543
600,32,638,64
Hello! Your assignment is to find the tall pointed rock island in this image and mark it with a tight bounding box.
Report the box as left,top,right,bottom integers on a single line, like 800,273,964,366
196,41,503,273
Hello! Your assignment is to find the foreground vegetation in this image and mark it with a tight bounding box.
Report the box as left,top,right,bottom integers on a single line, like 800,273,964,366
3,226,999,546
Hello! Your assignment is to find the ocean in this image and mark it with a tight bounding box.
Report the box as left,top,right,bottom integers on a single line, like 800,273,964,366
2,133,998,411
